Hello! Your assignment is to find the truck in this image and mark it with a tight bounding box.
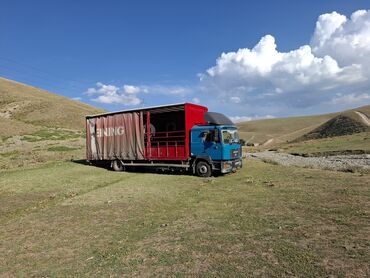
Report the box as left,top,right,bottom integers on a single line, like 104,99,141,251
86,103,242,177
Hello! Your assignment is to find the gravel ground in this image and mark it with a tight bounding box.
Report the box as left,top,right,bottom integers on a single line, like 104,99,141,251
247,151,370,172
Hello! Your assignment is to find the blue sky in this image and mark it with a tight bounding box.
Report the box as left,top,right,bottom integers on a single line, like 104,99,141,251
1,0,370,121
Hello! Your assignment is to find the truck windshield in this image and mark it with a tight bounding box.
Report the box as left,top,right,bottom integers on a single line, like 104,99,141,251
221,129,239,144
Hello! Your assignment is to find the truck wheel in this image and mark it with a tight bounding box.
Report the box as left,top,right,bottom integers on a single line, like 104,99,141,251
112,160,124,171
196,161,211,177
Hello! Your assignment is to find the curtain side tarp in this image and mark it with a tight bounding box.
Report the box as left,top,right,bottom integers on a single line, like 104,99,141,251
86,112,145,160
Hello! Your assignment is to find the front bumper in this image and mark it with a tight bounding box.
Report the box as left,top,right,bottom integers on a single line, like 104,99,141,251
220,158,243,173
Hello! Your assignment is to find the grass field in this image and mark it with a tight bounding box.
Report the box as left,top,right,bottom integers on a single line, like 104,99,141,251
1,160,369,276
1,77,369,276
277,131,370,156
0,127,85,170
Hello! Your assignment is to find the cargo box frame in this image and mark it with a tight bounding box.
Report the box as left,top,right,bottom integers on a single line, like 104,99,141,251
86,103,208,165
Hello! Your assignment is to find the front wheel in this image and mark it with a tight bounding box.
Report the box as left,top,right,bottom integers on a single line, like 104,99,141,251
112,160,124,171
195,161,212,177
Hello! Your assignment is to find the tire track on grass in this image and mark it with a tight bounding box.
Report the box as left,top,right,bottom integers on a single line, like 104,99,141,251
0,170,138,224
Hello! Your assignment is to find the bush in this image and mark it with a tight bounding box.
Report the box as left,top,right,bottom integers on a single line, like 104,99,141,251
239,139,246,146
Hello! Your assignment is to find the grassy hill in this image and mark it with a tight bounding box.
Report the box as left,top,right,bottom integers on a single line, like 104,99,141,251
295,114,369,142
0,77,103,133
0,77,104,169
238,105,370,147
237,113,337,146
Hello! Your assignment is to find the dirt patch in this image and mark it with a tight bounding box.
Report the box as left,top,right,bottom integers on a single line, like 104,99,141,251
0,101,31,119
263,138,274,146
355,111,370,126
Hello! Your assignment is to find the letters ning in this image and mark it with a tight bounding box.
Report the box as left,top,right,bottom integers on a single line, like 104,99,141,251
96,126,124,137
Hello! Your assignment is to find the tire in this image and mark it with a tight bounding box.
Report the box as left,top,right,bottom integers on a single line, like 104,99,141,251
195,161,212,177
112,160,124,171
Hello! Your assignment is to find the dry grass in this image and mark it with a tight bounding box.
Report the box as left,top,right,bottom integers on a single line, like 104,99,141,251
277,131,370,156
0,127,85,170
0,77,103,170
1,77,369,276
237,104,370,146
0,159,369,276
0,77,103,132
237,113,336,145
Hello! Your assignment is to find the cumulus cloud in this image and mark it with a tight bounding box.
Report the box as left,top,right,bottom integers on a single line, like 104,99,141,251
85,82,192,106
200,9,370,115
85,82,143,105
331,93,370,105
311,10,370,66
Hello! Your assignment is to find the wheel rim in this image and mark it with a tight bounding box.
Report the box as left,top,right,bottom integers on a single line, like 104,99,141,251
199,165,208,174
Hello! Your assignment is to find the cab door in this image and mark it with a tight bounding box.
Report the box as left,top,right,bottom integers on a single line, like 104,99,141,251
203,128,222,160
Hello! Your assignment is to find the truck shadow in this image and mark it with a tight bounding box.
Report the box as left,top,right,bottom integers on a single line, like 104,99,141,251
71,159,110,169
71,159,197,176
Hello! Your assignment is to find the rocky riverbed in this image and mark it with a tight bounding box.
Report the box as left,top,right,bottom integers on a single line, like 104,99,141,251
247,151,370,172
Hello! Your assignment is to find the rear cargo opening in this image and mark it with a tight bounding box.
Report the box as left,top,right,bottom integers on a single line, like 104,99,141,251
144,109,186,160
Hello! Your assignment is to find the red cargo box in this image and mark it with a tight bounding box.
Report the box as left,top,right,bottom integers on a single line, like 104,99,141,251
86,103,207,161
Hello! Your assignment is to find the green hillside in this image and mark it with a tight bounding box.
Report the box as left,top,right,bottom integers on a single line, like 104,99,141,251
0,77,104,169
237,113,337,146
0,77,103,134
237,105,370,146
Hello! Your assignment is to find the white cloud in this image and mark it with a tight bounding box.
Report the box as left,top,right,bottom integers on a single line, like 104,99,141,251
230,96,241,103
123,85,144,94
192,97,200,104
85,82,142,106
311,10,370,66
84,82,192,106
331,93,370,105
200,9,370,115
229,115,275,123
229,116,253,123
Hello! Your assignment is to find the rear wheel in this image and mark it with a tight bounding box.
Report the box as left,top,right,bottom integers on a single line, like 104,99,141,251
196,161,211,177
112,160,124,171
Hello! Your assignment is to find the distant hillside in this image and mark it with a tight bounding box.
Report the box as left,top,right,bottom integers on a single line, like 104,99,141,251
237,105,370,146
237,113,336,146
295,110,370,142
0,77,103,135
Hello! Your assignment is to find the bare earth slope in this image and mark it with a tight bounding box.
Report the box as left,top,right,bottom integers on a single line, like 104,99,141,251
355,111,370,126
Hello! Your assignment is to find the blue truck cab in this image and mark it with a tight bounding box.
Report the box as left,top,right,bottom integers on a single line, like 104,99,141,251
190,112,243,177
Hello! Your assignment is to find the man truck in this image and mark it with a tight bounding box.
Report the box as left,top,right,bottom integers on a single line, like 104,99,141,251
86,103,242,177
